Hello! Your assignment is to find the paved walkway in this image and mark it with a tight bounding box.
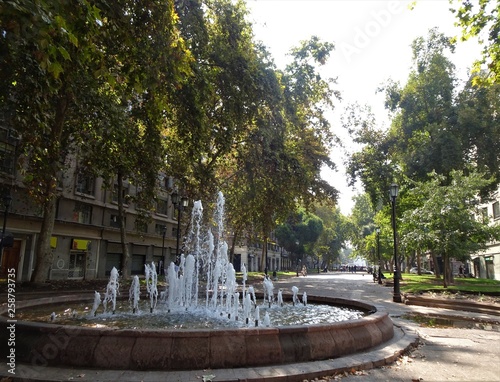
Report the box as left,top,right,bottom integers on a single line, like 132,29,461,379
1,273,499,382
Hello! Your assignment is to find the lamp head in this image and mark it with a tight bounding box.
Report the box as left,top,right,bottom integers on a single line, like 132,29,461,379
181,196,189,208
390,183,399,199
171,191,179,205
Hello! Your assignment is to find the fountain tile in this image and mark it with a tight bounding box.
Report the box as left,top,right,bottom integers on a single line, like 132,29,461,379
93,335,135,369
170,333,210,369
208,330,247,368
130,337,172,370
58,331,100,367
306,328,336,359
330,327,356,356
245,329,282,366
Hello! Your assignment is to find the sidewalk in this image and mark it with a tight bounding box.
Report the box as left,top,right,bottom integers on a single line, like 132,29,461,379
278,273,500,382
1,273,499,382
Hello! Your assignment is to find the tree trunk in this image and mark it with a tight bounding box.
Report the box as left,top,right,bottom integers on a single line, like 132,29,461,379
31,94,68,283
229,227,241,265
260,235,268,273
443,253,448,288
431,251,440,278
117,171,130,278
31,192,58,282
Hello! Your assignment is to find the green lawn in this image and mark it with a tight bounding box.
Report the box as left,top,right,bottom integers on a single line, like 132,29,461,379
394,273,500,295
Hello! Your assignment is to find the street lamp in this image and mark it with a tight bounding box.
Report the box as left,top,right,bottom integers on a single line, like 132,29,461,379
171,191,188,263
0,193,12,271
390,183,402,303
376,227,382,284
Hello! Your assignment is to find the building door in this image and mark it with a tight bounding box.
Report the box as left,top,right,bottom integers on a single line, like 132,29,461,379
68,251,86,279
1,240,21,277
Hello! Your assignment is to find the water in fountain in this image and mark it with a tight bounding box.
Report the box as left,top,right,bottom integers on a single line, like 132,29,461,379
164,191,238,317
263,275,274,308
292,285,299,306
145,262,158,313
129,275,140,313
90,291,101,316
103,267,119,314
277,289,284,307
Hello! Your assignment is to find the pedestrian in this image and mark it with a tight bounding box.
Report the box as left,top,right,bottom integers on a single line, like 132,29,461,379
459,264,463,277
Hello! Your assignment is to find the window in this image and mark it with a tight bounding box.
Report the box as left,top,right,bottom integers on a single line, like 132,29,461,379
68,253,86,278
158,175,174,190
155,224,166,236
110,214,121,228
135,190,144,210
156,198,168,215
493,201,500,220
481,207,488,223
131,255,145,275
112,183,129,204
75,171,95,196
135,219,148,234
73,202,92,224
0,128,17,175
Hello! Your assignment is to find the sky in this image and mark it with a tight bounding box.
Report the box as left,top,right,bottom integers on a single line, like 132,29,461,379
245,0,483,214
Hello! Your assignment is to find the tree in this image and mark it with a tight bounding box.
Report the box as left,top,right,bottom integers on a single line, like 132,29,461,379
400,169,500,287
451,0,500,83
223,36,340,271
78,0,191,278
0,1,116,282
456,75,500,195
0,0,192,281
275,209,323,269
344,103,396,208
166,0,263,203
314,204,351,269
346,194,376,260
383,28,460,183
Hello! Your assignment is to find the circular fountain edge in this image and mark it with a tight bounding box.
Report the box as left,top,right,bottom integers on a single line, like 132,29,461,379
1,294,394,371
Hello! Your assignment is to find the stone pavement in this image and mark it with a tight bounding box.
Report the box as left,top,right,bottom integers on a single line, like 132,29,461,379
1,273,499,382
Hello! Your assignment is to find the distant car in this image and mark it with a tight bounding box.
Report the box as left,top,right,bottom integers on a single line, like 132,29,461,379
410,267,434,275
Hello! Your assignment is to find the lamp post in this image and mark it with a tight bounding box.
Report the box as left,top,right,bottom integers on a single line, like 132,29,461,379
265,244,268,275
376,227,382,284
0,193,12,271
161,225,166,275
171,191,188,263
390,183,402,303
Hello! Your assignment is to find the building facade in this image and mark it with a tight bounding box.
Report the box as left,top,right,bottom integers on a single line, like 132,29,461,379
0,127,290,281
0,135,182,282
231,235,292,274
471,188,500,280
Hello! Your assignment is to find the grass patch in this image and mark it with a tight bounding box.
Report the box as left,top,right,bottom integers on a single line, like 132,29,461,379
395,273,500,295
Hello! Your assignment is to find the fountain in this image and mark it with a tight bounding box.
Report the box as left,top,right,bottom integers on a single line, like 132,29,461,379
0,191,394,371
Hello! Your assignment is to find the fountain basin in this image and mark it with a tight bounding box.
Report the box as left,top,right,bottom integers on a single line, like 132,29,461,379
1,294,394,371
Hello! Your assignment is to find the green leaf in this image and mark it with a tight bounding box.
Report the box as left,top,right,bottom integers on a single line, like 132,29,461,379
58,46,70,60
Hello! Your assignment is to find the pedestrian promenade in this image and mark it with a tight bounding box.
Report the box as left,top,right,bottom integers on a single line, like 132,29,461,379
1,273,499,381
